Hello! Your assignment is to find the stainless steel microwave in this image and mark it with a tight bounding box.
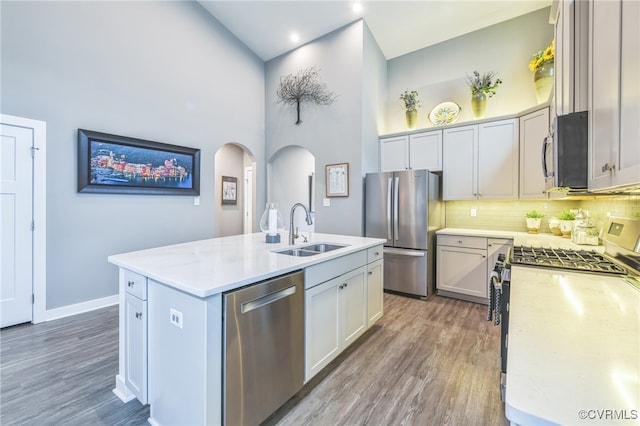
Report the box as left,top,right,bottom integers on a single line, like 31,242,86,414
543,111,588,192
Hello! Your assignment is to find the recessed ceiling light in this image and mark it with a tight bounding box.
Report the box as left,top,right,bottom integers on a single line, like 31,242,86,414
290,33,300,43
352,2,363,13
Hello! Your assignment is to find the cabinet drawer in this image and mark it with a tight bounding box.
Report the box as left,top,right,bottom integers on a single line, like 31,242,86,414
305,251,367,290
438,235,487,250
367,245,383,263
123,269,147,300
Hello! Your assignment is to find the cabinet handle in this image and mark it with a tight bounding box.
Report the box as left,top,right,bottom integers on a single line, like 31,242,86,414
458,240,463,244
127,281,135,287
375,252,380,256
368,271,373,275
135,312,142,319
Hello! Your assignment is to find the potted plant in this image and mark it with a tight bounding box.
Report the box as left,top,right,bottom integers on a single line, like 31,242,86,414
400,90,420,129
465,70,502,119
525,210,544,234
557,210,576,238
529,40,555,104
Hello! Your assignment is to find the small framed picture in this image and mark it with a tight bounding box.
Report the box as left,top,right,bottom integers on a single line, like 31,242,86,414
221,176,237,205
325,163,349,197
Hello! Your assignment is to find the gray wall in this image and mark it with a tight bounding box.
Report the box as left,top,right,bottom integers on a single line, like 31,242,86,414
265,20,387,236
1,1,266,309
385,7,554,134
269,146,316,235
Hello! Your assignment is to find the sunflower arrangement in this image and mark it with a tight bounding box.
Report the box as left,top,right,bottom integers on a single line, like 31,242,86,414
529,40,555,72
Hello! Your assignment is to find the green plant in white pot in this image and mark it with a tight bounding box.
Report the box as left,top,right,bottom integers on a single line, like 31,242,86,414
557,210,576,238
525,210,545,234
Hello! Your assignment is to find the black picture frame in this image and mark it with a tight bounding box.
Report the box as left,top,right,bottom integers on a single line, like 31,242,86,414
77,129,200,195
221,176,237,205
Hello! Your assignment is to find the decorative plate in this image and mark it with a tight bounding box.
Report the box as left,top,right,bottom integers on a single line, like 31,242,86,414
428,101,461,126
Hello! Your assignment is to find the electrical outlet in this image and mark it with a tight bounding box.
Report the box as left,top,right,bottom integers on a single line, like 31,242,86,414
323,198,331,207
470,208,477,217
194,196,200,206
170,308,183,329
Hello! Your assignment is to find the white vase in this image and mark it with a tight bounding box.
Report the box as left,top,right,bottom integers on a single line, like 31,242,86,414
525,217,542,234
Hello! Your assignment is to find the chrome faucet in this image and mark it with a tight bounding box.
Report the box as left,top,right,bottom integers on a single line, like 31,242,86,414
289,203,313,245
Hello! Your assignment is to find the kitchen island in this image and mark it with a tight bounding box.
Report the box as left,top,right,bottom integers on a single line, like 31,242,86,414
108,232,385,426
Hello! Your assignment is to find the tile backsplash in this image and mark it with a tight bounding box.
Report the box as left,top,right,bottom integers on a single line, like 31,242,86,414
445,196,640,234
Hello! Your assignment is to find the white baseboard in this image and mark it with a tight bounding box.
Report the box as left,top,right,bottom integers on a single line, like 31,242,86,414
45,294,119,322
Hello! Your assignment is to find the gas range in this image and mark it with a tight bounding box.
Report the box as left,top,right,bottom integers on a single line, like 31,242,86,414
489,216,640,403
508,246,627,275
507,216,640,278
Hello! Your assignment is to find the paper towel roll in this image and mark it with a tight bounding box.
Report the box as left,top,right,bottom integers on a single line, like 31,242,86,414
268,208,277,235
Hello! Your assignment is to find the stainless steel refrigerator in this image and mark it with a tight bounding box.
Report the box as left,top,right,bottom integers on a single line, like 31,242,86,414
365,170,443,297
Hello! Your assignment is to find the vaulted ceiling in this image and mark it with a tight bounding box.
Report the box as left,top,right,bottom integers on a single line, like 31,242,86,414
198,1,552,62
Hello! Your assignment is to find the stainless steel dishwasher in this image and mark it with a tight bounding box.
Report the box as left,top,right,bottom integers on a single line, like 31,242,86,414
223,270,304,426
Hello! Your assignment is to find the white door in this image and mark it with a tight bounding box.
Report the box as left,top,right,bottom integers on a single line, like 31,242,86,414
1,123,34,327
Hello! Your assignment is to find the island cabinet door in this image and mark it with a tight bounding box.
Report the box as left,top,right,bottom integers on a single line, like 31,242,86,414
367,259,384,328
305,278,340,381
339,266,367,349
124,292,147,404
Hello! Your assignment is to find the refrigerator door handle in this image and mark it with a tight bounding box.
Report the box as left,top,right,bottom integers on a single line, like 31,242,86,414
384,248,425,257
393,176,399,241
386,177,393,240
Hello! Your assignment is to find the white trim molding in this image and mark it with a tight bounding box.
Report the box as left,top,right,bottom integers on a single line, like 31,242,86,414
45,294,119,322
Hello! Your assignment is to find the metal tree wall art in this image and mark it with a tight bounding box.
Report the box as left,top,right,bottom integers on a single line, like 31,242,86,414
276,67,337,125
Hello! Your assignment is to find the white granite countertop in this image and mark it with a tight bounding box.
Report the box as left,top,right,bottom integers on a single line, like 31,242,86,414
505,267,640,425
108,232,385,298
436,228,605,252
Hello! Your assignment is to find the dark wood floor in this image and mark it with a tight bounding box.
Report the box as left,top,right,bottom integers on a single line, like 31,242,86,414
1,293,508,426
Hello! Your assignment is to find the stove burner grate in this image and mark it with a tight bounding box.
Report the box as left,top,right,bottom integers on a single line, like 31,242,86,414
509,246,627,275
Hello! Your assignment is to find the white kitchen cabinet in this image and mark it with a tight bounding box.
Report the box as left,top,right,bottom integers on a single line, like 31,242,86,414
380,130,442,172
553,0,589,116
123,269,147,404
519,107,549,199
340,267,367,348
366,258,383,327
436,236,488,303
305,265,367,380
589,0,640,190
443,119,519,200
436,234,513,305
437,244,487,301
380,135,408,172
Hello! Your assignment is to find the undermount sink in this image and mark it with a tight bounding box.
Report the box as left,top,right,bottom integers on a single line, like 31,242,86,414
298,243,347,253
275,248,319,257
273,242,349,257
